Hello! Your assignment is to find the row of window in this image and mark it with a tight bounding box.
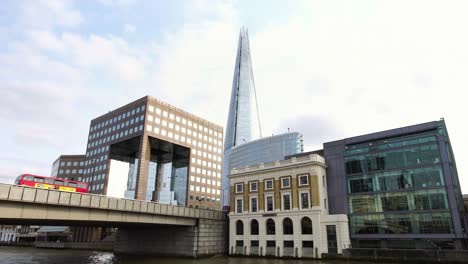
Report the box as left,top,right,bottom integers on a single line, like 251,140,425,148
146,124,222,151
90,115,144,141
345,144,440,175
191,148,222,160
189,176,220,186
345,133,437,155
191,158,221,169
59,161,85,167
88,126,143,152
235,217,313,236
348,189,449,214
190,166,221,177
234,174,310,194
146,115,222,145
82,174,106,183
348,166,444,194
189,195,220,202
350,212,453,234
189,185,221,195
90,105,145,132
147,104,222,139
59,169,83,175
89,183,105,191
235,191,312,213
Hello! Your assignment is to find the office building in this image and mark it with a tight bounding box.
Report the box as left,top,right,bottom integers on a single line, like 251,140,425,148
51,155,86,181
320,119,467,249
222,27,262,206
82,96,223,209
222,132,304,201
228,154,350,258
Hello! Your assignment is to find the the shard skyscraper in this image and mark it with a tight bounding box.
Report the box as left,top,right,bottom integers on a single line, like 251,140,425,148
222,27,262,207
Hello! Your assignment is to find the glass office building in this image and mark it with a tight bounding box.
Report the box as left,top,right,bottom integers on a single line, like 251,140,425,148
222,132,304,205
222,27,262,206
323,119,467,249
230,132,303,170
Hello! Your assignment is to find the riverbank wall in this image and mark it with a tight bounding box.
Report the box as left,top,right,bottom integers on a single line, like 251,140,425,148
341,248,468,263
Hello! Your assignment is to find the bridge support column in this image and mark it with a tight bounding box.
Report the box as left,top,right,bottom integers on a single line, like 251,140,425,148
114,219,225,258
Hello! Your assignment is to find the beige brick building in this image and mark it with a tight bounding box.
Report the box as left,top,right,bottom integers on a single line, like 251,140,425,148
228,154,350,258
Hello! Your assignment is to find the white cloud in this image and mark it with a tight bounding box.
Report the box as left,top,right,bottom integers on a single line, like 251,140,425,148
19,0,82,29
124,24,136,33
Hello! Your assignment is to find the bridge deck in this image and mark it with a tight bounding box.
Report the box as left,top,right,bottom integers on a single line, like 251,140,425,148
0,184,224,226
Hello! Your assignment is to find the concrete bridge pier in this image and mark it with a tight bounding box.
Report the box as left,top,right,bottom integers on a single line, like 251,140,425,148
114,218,225,258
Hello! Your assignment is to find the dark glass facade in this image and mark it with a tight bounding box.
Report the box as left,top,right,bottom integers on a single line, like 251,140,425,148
322,119,467,249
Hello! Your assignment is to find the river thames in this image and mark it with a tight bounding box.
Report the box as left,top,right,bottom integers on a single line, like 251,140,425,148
0,246,379,264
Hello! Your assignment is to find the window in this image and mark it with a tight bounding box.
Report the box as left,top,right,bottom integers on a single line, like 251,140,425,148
283,218,293,234
266,195,274,211
235,183,243,193
266,240,276,247
303,241,314,248
284,241,294,248
301,217,313,234
282,193,291,210
265,179,273,190
300,192,310,209
281,177,291,188
298,174,309,186
250,240,259,247
251,220,259,235
250,181,258,192
34,177,44,183
266,219,275,235
236,198,243,213
236,220,244,235
250,197,258,213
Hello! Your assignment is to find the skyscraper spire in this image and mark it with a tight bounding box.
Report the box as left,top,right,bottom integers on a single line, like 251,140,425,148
224,27,262,152
222,27,262,206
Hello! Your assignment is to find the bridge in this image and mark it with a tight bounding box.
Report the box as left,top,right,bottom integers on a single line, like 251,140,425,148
0,183,226,257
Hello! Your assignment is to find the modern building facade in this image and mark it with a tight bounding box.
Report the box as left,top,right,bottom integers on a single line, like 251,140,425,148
222,132,304,202
228,154,350,258
222,27,262,206
321,119,467,249
51,155,86,181
81,96,223,209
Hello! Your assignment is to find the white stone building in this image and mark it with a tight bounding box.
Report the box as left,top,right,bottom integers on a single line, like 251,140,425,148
228,154,350,258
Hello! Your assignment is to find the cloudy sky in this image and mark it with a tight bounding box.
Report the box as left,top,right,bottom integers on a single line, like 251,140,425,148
1,0,467,192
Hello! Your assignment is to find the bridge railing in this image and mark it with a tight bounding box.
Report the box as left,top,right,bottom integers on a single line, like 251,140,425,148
0,183,224,220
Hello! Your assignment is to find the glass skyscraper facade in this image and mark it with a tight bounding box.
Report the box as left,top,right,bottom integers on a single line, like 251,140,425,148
322,119,467,249
229,132,303,170
222,27,262,206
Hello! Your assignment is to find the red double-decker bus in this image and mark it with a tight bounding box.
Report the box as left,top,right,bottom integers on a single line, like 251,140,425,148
14,174,88,193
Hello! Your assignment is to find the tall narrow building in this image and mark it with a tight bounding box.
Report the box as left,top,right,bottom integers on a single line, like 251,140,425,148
222,27,262,206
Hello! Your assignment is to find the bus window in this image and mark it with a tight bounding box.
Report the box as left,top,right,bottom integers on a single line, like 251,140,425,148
54,180,64,185
14,176,21,185
44,178,54,184
34,177,44,183
23,176,34,181
67,182,77,188
77,183,87,189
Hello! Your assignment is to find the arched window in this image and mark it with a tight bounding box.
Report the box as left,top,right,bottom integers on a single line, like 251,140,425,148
283,217,293,235
236,220,244,235
301,217,313,234
266,219,276,235
251,219,259,235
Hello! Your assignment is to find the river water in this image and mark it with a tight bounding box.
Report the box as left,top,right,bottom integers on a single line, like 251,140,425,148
0,246,373,264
